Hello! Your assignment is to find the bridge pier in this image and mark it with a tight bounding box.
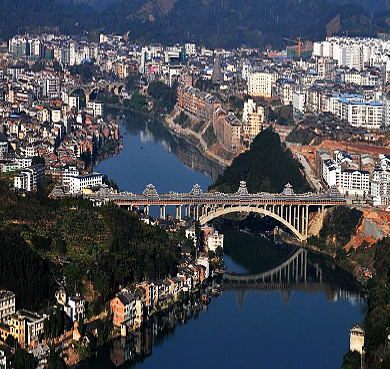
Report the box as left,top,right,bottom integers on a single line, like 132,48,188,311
176,205,182,220
160,205,166,219
305,205,309,237
144,205,150,216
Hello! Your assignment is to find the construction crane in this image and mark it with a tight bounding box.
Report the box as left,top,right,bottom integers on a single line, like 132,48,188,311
284,36,302,58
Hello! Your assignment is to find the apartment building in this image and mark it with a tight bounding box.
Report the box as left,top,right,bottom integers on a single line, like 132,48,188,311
177,84,221,123
14,164,45,192
0,291,15,323
213,109,242,152
68,172,103,194
323,159,370,195
247,72,272,98
242,99,264,138
110,289,136,328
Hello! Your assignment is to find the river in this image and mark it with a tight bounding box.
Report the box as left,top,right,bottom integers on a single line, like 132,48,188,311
91,113,365,369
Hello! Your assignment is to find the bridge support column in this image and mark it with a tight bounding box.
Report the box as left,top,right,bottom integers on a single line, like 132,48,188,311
297,205,301,235
305,205,309,237
144,205,149,216
289,205,292,224
176,205,182,220
303,250,307,282
160,205,166,219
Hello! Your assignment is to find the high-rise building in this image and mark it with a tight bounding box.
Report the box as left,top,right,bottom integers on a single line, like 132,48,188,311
248,72,272,98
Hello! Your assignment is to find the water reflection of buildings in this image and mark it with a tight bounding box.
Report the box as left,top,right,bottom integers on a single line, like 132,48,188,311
110,291,209,367
223,248,364,310
138,124,223,181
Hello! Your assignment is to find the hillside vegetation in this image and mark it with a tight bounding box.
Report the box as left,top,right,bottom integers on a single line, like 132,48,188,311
0,180,179,312
0,0,387,48
209,128,311,194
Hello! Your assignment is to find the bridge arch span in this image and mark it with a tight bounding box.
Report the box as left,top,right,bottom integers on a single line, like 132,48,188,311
199,205,306,241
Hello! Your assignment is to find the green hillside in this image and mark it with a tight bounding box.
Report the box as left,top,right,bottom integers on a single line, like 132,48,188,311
209,128,311,194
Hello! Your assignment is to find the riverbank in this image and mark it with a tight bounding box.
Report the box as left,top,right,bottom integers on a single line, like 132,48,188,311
162,111,233,168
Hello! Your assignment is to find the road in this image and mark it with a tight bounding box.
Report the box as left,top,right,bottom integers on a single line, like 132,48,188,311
296,153,324,193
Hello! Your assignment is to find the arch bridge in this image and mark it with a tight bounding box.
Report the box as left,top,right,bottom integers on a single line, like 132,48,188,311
90,182,345,241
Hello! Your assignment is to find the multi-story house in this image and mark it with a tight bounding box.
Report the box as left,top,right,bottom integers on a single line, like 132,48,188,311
0,291,15,323
110,289,136,328
66,296,85,322
68,172,103,194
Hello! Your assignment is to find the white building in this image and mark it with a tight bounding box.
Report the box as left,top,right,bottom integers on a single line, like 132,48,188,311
14,157,32,169
86,101,103,117
68,173,103,194
207,231,224,252
323,159,369,196
0,134,8,156
185,43,196,56
242,99,264,138
185,225,197,246
196,257,210,279
69,96,80,111
293,88,306,120
0,348,7,369
371,167,390,205
350,324,365,355
325,93,382,129
339,169,370,196
382,94,390,127
277,79,295,105
0,291,15,323
323,159,340,187
242,60,251,81
61,167,79,186
248,72,272,98
42,73,59,99
14,165,45,192
66,296,85,322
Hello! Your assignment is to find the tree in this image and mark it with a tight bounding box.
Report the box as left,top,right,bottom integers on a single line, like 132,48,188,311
49,310,56,338
341,350,361,369
207,250,216,259
78,314,85,337
44,317,51,339
210,128,311,194
5,335,16,348
55,305,64,337
13,348,34,369
47,346,66,369
215,246,224,259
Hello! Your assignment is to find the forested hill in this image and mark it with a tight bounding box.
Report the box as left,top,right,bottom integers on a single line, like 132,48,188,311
0,0,388,48
209,128,311,194
0,180,179,312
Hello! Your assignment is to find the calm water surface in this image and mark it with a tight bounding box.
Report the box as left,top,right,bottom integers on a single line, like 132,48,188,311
90,115,365,369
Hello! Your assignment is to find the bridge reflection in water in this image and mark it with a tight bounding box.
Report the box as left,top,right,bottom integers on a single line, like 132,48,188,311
101,246,363,369
223,248,363,310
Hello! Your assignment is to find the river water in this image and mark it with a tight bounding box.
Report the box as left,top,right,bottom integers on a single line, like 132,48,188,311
91,113,365,369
